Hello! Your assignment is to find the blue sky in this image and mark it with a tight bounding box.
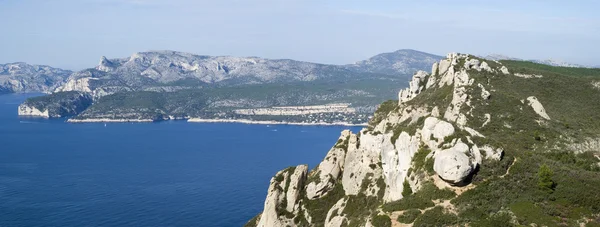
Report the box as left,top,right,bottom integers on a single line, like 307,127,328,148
1,0,598,69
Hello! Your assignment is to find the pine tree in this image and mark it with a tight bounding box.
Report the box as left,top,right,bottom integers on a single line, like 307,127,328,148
537,164,555,192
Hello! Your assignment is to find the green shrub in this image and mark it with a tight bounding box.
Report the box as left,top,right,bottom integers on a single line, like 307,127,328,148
537,164,555,193
382,182,455,212
413,206,459,226
368,100,398,127
396,209,420,223
371,215,392,227
402,180,413,197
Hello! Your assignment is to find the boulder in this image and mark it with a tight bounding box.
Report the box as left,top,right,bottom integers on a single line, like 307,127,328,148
500,66,510,75
434,143,474,184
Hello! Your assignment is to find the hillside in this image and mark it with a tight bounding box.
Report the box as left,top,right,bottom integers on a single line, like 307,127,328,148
19,50,443,123
246,53,600,226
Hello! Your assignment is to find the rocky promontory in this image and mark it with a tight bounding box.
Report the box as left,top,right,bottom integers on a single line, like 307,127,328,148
246,53,600,226
18,91,93,118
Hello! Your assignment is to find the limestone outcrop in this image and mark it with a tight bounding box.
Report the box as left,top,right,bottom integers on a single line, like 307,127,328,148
18,104,50,117
526,96,551,120
256,165,308,227
248,53,570,227
17,91,93,118
306,130,350,199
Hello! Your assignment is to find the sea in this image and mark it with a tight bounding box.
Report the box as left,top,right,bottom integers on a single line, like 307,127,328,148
0,93,361,227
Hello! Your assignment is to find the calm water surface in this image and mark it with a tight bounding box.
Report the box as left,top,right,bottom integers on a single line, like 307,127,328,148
0,93,360,226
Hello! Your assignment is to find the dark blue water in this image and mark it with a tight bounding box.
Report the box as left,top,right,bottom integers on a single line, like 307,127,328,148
0,94,360,227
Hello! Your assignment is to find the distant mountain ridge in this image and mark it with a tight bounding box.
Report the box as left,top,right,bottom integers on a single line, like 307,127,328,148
54,49,443,97
482,54,590,68
346,49,443,75
0,62,72,94
15,49,445,124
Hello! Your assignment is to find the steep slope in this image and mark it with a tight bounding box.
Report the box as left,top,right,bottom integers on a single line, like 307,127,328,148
0,62,72,94
247,53,600,227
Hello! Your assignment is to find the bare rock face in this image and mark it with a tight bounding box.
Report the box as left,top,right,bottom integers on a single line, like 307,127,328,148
257,165,308,227
341,131,382,196
306,130,351,199
18,104,49,117
526,96,551,120
398,70,428,103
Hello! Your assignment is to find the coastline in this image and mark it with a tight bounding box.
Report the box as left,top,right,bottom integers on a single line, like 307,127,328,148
67,118,155,123
63,117,367,126
187,118,367,126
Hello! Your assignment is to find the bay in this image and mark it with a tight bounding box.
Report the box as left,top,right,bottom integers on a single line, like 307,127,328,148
0,94,360,226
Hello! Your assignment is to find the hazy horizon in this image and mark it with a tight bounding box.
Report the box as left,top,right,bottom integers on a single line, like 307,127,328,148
2,0,598,70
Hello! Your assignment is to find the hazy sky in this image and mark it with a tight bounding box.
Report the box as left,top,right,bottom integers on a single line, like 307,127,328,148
1,0,598,69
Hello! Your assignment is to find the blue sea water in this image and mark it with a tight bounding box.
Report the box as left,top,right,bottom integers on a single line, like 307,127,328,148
0,94,361,227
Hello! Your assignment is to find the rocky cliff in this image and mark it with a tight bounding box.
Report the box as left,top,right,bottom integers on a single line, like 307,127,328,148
18,91,93,118
247,53,600,226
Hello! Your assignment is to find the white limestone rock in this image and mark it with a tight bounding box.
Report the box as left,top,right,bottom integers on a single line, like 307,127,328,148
526,96,551,120
433,142,475,184
438,59,452,76
257,165,308,227
96,56,115,72
342,130,382,195
431,62,439,76
286,166,309,212
482,113,491,127
18,104,49,117
421,117,455,147
381,131,420,201
480,145,504,160
465,127,485,138
306,130,351,199
55,77,95,93
515,73,543,78
480,61,493,72
500,66,510,75
592,81,600,90
325,198,348,227
478,83,491,100
464,58,481,70
399,71,428,103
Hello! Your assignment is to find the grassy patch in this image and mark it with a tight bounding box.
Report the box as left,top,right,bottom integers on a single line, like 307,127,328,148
382,182,455,212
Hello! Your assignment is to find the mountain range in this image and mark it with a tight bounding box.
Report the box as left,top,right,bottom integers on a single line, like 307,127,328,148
14,49,444,123
0,63,72,94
